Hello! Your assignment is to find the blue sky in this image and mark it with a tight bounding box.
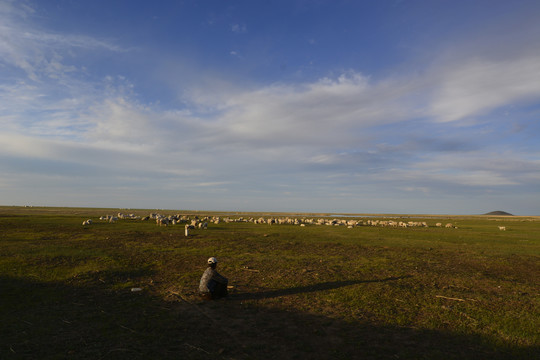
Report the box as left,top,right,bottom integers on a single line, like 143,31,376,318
1,0,539,215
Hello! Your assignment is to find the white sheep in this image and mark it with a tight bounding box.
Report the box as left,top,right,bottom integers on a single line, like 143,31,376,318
157,218,170,226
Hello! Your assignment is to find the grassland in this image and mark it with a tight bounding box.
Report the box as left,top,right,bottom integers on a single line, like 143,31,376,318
1,206,539,359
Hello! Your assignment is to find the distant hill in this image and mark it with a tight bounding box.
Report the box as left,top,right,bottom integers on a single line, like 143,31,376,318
483,211,514,216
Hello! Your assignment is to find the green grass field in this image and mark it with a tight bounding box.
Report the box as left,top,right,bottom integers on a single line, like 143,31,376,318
1,206,539,359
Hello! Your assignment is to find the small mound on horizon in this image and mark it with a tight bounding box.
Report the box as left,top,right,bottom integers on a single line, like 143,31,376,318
483,210,514,216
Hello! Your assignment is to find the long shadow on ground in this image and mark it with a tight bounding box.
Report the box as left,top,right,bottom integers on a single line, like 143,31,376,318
1,275,537,360
232,276,412,301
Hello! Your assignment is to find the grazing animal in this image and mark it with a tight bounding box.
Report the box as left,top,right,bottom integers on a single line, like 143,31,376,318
100,215,116,222
157,218,170,226
498,226,506,231
82,219,92,226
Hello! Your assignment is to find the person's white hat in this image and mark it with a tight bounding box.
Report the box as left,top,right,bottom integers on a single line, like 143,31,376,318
207,257,218,264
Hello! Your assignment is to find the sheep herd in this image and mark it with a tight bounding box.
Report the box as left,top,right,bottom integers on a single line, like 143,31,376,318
81,212,462,230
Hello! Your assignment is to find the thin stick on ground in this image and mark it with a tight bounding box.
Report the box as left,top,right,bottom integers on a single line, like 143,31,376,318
436,295,466,302
183,343,210,354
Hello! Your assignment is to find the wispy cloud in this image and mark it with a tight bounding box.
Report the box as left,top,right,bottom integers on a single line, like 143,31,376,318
207,72,421,149
0,1,124,82
429,52,540,123
231,23,247,33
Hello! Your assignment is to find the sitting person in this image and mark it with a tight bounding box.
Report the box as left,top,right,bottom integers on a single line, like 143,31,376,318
199,257,228,300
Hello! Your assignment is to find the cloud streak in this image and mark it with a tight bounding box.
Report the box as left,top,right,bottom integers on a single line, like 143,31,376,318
0,1,124,82
429,52,540,123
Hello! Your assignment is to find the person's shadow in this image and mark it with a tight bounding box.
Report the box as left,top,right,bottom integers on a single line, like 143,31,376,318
232,275,412,300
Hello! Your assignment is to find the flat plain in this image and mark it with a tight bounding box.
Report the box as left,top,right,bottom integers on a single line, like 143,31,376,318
1,206,539,359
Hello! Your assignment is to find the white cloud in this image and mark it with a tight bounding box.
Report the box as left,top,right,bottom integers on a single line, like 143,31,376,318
0,2,124,82
229,50,243,59
231,23,247,33
210,71,421,148
405,152,540,188
429,52,540,123
21,31,126,53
